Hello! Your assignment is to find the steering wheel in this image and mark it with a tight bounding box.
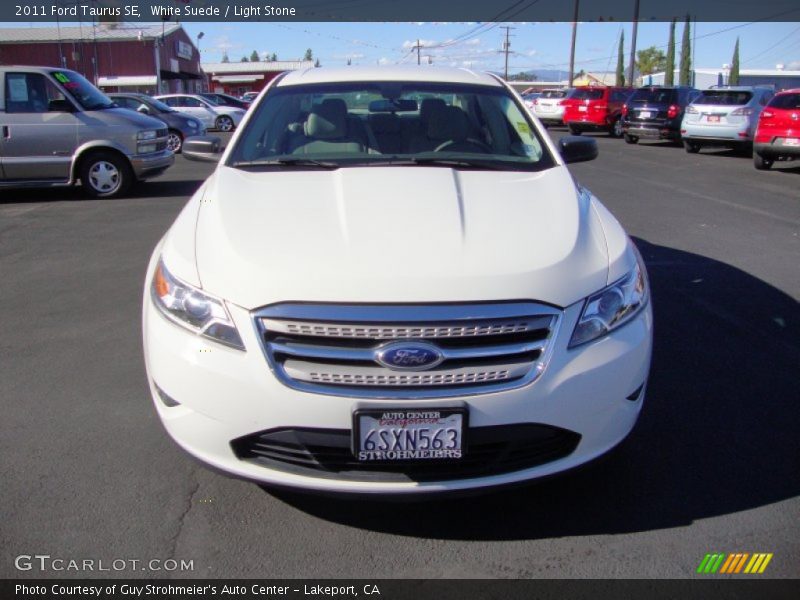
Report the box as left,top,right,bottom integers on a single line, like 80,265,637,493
433,138,492,153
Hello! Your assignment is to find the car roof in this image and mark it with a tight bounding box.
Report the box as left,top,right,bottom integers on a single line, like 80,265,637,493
277,65,503,88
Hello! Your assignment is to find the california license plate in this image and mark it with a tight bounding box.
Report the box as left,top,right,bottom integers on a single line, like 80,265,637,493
578,105,587,112
639,111,652,118
354,408,465,461
783,138,800,146
707,115,721,123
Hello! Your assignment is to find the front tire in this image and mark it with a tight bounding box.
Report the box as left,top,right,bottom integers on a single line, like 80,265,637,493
80,151,133,198
683,140,701,153
166,130,183,153
216,115,234,132
753,152,773,170
624,134,639,144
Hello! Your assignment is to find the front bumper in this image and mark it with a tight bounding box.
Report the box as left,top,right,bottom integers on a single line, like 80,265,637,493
143,276,653,495
131,150,174,179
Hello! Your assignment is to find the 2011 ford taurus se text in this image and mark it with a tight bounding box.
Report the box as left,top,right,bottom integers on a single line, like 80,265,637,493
142,66,653,495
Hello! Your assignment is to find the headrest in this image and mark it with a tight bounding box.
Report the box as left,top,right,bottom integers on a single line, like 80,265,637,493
305,98,347,139
427,106,470,141
369,113,402,134
419,98,447,126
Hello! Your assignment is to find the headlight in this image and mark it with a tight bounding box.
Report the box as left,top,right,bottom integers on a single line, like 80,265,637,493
569,244,649,348
151,259,244,350
137,130,158,141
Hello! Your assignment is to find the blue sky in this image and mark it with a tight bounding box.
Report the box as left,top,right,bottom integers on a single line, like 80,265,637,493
4,20,799,73
178,21,800,73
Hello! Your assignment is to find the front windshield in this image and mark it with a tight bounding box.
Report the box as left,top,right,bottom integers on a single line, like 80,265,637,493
227,81,555,171
201,94,221,105
52,70,114,110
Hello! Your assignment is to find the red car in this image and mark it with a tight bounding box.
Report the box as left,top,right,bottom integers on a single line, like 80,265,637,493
562,85,632,138
753,88,800,170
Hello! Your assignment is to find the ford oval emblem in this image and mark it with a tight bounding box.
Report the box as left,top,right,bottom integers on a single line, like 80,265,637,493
375,341,444,371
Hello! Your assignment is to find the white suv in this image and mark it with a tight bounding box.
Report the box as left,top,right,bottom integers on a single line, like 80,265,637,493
143,66,652,495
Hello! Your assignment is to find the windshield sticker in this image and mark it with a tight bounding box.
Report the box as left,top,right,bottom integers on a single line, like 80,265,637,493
53,72,70,84
516,121,530,135
7,76,29,102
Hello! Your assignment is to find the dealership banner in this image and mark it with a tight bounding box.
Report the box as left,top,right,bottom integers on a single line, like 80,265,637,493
2,0,800,22
3,579,800,600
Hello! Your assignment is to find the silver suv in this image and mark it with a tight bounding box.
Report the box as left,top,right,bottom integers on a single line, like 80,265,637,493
0,66,174,198
681,85,774,154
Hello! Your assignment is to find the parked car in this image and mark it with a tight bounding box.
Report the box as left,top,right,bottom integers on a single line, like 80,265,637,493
532,88,572,126
752,88,800,170
0,66,173,198
680,86,774,154
109,93,206,153
562,85,632,137
200,92,250,110
622,85,699,144
240,91,259,104
521,92,541,110
143,66,652,496
155,93,245,132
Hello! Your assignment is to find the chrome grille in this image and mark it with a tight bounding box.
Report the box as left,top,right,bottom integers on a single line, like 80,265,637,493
254,303,561,399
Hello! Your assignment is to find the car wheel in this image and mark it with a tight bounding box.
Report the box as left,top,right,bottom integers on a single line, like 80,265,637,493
167,130,183,153
683,140,701,153
216,115,234,132
568,125,582,135
610,118,623,138
753,152,773,170
80,151,132,198
624,134,639,144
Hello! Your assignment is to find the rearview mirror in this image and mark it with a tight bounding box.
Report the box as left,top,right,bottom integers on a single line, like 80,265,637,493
183,136,223,163
557,136,598,164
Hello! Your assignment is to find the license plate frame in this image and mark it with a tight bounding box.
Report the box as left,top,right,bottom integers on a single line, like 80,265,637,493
707,115,721,123
352,408,467,462
639,110,652,119
783,137,800,146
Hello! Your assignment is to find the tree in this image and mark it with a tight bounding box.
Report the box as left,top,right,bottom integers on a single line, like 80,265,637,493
240,55,248,62
729,37,740,85
304,48,313,61
314,58,321,68
679,15,692,86
221,51,230,63
636,46,666,76
270,52,278,62
665,19,676,86
250,50,260,62
616,30,625,87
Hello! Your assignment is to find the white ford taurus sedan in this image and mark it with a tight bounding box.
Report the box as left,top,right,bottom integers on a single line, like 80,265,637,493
143,66,652,495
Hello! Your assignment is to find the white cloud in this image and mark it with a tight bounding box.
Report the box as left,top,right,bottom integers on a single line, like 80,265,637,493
378,57,391,65
786,60,800,70
402,39,438,49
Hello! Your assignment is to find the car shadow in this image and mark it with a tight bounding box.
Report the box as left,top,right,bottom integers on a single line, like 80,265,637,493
0,178,206,204
263,238,800,540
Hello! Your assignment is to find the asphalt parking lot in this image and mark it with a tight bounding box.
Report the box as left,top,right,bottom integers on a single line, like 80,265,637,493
1,130,798,579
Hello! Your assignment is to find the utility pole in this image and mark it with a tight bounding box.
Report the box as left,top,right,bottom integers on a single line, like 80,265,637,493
568,0,579,86
628,0,640,86
416,39,421,65
501,26,515,81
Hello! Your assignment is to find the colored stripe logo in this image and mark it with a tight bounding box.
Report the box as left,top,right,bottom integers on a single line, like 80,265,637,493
697,553,773,574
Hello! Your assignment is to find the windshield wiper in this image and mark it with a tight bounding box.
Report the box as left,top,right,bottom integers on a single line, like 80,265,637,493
386,157,512,170
230,158,341,169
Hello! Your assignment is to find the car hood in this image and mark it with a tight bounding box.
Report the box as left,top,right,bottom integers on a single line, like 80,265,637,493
81,107,167,130
188,165,610,309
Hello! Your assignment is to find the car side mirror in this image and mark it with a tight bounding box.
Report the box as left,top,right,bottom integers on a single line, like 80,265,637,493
183,136,223,163
137,105,150,115
557,136,598,164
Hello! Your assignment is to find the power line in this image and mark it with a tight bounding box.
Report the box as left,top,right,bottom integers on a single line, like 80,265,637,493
742,24,800,65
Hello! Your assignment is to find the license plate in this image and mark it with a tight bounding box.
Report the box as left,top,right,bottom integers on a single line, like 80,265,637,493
707,115,721,123
783,138,800,146
578,105,587,112
354,408,465,461
639,111,652,118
